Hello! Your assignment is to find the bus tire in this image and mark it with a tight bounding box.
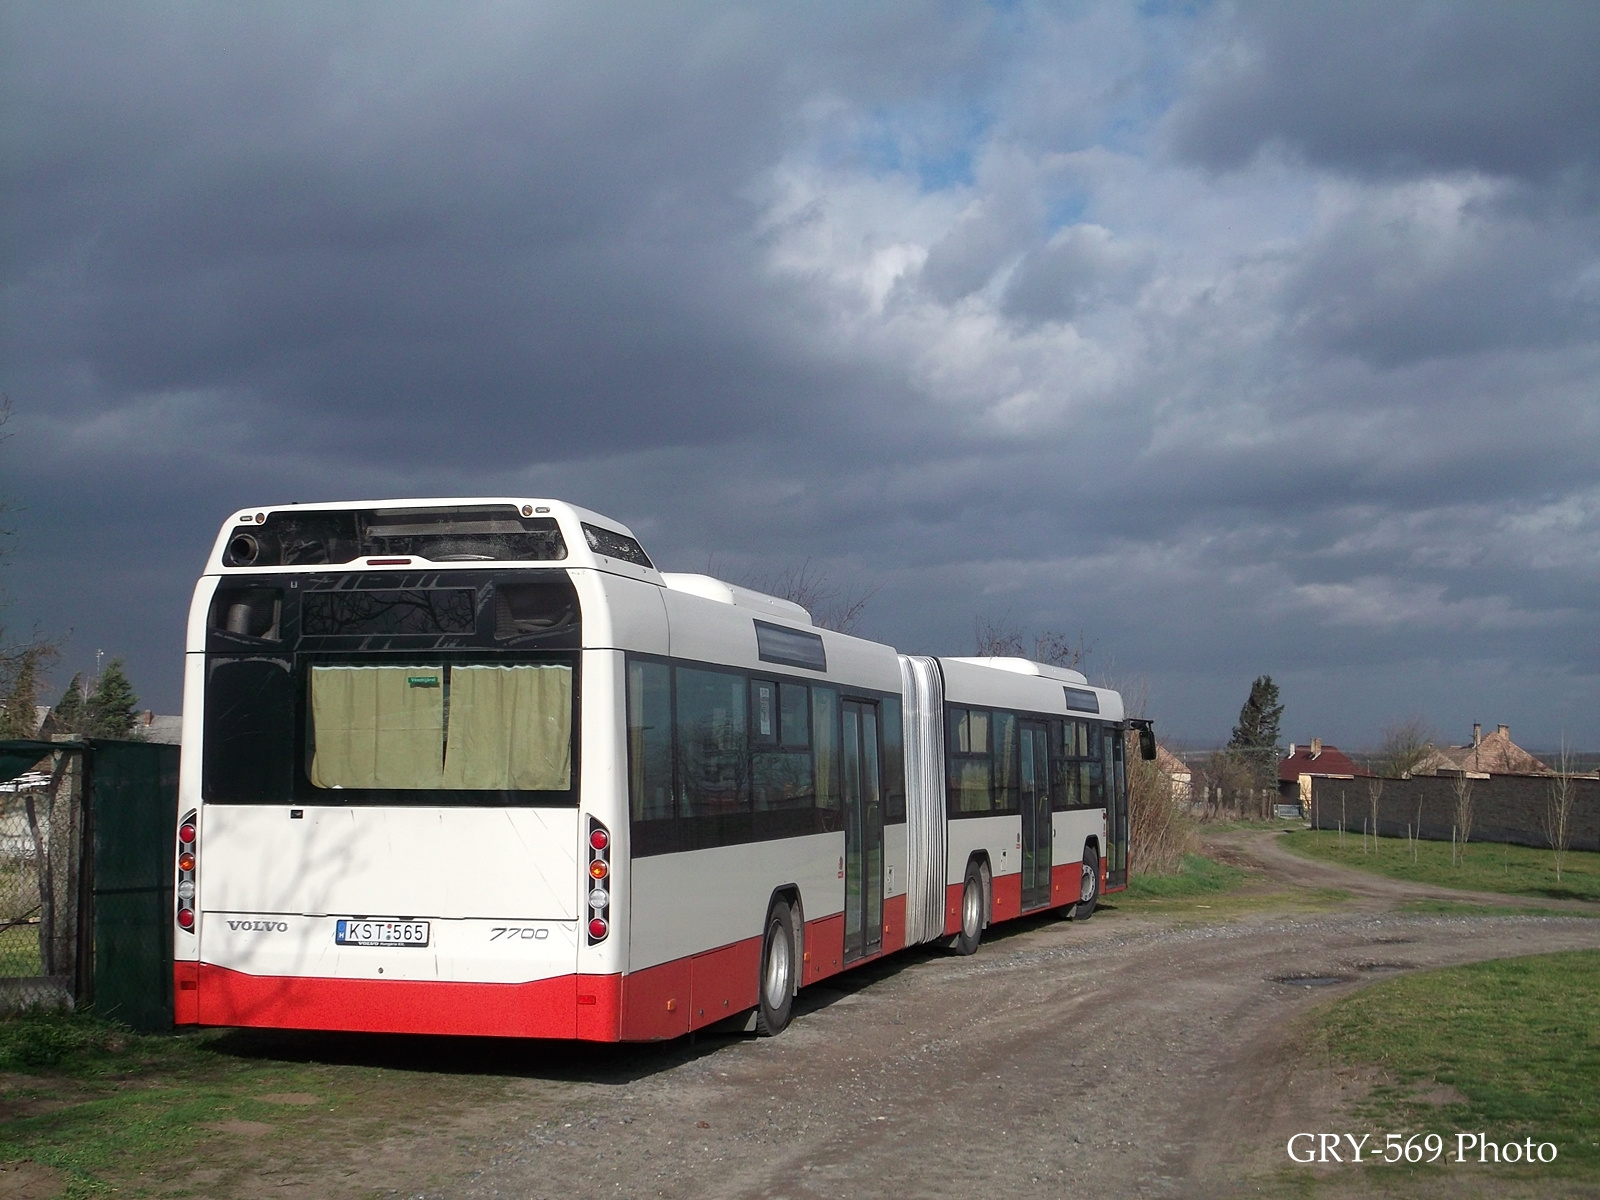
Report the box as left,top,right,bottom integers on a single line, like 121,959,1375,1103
953,864,985,955
1074,844,1100,921
754,901,796,1036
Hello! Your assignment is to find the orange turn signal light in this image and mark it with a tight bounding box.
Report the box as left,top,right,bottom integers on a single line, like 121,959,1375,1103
589,859,608,880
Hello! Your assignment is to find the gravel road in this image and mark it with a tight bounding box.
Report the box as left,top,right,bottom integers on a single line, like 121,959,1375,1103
373,830,1599,1200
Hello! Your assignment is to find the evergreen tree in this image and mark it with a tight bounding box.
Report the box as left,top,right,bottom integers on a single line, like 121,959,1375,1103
0,644,54,738
85,659,139,738
1228,675,1283,788
51,673,86,735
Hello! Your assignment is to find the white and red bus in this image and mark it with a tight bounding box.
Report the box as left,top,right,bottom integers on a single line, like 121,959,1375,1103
175,499,1145,1039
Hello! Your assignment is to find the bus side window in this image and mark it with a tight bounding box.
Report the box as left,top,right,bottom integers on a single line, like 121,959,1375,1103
992,711,1019,814
812,686,840,829
1086,721,1105,808
754,680,812,812
880,695,905,824
948,708,992,815
675,667,749,818
626,659,673,823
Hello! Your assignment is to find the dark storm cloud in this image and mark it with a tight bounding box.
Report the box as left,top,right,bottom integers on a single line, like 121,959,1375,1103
2,2,1596,747
1166,0,1600,183
2,3,992,464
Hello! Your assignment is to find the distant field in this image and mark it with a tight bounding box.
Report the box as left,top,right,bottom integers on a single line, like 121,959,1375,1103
1281,829,1600,902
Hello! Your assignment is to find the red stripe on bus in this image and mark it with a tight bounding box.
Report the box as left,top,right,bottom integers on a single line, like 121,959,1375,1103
990,871,1021,921
881,894,907,954
1050,862,1078,907
619,957,691,1041
689,936,762,1031
803,913,844,984
190,963,607,1039
173,961,199,1025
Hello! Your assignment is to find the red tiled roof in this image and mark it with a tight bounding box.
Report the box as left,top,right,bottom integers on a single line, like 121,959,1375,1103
1278,744,1370,783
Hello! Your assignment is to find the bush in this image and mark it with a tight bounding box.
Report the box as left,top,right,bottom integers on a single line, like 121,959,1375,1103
1128,751,1196,876
0,1008,128,1070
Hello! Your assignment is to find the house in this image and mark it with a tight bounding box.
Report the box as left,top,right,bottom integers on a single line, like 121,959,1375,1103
1278,738,1370,810
1154,743,1192,805
1410,724,1549,777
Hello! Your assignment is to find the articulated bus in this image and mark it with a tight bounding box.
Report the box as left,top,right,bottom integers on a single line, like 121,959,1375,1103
176,499,1148,1040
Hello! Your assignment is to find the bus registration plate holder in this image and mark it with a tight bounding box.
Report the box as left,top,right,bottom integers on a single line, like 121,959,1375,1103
335,919,430,947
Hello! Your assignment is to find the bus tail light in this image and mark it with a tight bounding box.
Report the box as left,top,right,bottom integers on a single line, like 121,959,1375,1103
586,817,610,945
176,809,198,934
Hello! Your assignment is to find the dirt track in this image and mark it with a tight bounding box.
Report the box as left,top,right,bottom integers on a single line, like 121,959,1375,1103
293,829,1599,1200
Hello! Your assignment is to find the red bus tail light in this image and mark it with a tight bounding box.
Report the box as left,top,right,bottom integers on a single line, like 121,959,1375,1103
586,817,611,945
175,809,198,934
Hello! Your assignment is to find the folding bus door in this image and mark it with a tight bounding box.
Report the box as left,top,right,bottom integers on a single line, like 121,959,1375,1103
1019,721,1052,910
842,699,884,963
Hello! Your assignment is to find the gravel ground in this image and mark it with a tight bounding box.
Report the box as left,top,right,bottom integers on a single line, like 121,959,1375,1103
352,830,1599,1200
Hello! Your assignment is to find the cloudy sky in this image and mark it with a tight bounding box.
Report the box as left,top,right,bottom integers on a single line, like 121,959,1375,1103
3,1,1597,748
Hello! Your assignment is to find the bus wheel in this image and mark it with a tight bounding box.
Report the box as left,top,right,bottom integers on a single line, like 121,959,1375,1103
755,901,795,1036
1074,845,1100,921
953,864,985,955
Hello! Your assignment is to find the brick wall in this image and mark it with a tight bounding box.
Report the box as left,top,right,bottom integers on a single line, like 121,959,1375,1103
1308,774,1600,853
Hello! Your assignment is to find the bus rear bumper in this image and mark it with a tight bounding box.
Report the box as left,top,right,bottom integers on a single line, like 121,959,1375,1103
175,962,623,1041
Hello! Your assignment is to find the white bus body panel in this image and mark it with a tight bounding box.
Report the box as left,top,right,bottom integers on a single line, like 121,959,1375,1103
629,833,845,972
198,912,578,985
200,805,579,921
945,813,1022,885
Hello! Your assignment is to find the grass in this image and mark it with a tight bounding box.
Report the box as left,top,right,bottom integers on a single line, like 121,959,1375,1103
1281,829,1600,903
1318,950,1600,1177
1127,852,1251,899
1396,899,1600,919
1111,851,1354,919
0,1008,512,1197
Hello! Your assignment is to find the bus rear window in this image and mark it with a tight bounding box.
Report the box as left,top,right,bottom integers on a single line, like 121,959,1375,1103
222,506,567,567
308,663,572,792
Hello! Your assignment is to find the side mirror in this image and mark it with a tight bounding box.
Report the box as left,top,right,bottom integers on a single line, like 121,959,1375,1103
1139,728,1157,761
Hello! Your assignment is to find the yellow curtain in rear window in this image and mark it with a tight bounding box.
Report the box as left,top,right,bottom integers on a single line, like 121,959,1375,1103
443,664,572,790
309,666,446,789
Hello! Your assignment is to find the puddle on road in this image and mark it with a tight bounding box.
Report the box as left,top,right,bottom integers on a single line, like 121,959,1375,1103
1272,975,1352,988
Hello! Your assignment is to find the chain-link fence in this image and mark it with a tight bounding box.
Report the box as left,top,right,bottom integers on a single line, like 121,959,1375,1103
0,747,84,1011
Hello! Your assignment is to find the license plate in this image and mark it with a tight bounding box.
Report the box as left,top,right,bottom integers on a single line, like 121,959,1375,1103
335,919,430,947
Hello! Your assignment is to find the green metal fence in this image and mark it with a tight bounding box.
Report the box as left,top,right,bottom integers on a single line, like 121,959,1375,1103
0,739,178,1030
88,741,178,1031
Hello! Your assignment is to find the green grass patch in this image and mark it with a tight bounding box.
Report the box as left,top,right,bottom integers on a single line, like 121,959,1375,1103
1397,899,1600,919
0,1007,508,1197
1320,950,1600,1176
1282,829,1600,902
1127,852,1251,899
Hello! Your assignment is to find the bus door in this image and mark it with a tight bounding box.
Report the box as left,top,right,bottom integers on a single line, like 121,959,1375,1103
1107,726,1128,889
842,699,884,962
1019,721,1052,910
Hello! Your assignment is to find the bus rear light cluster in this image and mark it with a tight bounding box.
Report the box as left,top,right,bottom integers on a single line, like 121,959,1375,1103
586,817,610,945
176,810,198,934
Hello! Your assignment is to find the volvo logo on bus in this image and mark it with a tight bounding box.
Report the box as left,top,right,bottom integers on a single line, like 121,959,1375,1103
226,919,289,933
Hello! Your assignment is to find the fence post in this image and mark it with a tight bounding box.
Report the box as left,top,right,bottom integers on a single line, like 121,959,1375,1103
74,743,96,1010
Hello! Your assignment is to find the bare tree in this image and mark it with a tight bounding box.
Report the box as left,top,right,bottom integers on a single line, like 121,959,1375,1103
1365,775,1383,850
1544,739,1578,883
1196,748,1258,820
1373,715,1436,778
1449,772,1475,866
743,560,877,634
973,615,1091,669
